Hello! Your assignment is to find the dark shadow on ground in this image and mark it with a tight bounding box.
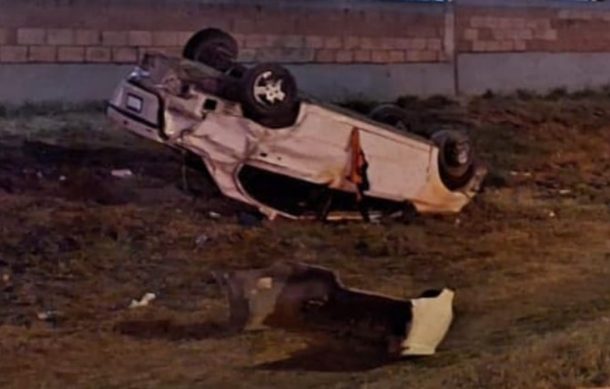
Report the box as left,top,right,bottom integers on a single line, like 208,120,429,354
114,319,233,341
256,335,398,373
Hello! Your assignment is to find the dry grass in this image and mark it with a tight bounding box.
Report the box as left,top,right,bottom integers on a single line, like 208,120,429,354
0,95,609,388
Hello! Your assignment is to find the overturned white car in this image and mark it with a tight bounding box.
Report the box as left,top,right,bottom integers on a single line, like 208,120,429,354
107,29,486,220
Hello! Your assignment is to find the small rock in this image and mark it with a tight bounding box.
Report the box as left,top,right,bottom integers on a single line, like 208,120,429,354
548,210,556,218
37,311,60,321
2,273,10,283
59,175,67,182
510,171,532,178
36,171,44,179
208,211,221,219
558,189,571,195
111,169,134,179
129,292,156,309
196,234,210,248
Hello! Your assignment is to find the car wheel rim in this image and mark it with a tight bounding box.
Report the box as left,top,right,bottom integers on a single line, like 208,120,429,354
446,140,471,167
253,71,286,107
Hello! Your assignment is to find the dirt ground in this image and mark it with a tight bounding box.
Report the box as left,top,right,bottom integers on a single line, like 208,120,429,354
0,94,609,388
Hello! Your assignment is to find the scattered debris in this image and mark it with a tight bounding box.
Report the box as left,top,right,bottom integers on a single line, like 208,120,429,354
37,311,61,322
195,234,210,247
111,169,134,179
510,171,532,177
129,292,156,309
215,262,454,356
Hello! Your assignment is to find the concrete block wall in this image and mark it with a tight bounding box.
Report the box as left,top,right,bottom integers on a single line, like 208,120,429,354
457,4,610,53
3,0,610,102
0,0,449,65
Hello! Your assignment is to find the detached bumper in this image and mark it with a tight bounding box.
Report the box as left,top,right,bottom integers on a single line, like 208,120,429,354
215,262,454,357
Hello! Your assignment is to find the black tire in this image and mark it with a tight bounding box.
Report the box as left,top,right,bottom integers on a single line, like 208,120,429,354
240,63,300,129
183,28,238,73
369,105,426,137
431,130,476,191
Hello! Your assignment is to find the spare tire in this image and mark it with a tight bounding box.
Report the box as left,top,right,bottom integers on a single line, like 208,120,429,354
240,63,300,129
183,28,238,73
431,130,475,191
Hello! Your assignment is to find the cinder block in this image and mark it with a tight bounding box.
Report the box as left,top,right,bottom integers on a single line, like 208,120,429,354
395,38,412,50
499,40,514,52
277,35,304,49
17,28,45,45
510,18,526,29
343,36,361,50
112,47,138,63
463,28,478,41
0,46,27,62
47,29,74,46
371,50,390,63
315,49,335,63
255,48,282,62
237,48,256,63
28,46,56,62
378,38,397,50
335,50,353,63
388,50,405,63
102,31,128,47
58,46,85,62
405,50,422,62
305,36,324,49
419,50,438,62
498,18,512,29
353,49,371,62
540,29,558,41
472,41,488,52
486,41,503,52
0,29,8,45
407,50,438,62
147,46,182,58
244,34,270,49
323,36,342,49
152,31,179,47
86,47,111,62
427,38,442,51
75,30,100,46
409,38,427,50
178,31,195,47
360,37,378,50
128,31,152,47
514,40,527,51
470,16,486,28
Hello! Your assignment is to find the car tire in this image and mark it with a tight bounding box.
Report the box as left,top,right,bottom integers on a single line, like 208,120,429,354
369,105,426,138
240,63,300,129
431,129,475,190
183,28,238,73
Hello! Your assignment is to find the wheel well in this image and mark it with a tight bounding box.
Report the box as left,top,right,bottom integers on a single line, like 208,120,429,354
182,28,230,59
